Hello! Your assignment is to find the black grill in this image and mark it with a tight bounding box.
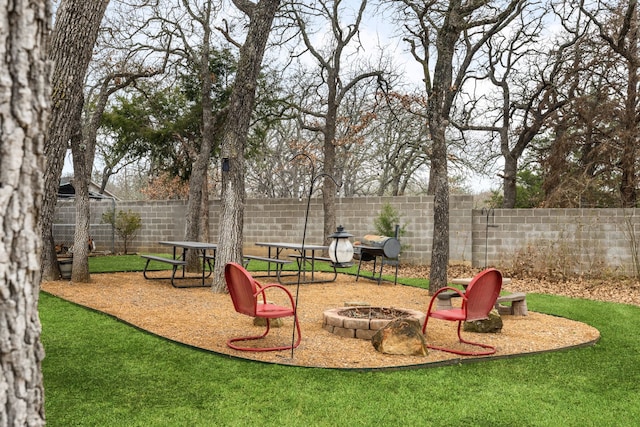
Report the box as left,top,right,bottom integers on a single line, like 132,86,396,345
354,234,401,285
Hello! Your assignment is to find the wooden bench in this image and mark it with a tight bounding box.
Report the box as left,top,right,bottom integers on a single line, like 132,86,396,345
495,292,528,316
142,254,216,288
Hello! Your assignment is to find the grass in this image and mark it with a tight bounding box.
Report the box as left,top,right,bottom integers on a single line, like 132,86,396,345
87,253,408,285
40,255,640,426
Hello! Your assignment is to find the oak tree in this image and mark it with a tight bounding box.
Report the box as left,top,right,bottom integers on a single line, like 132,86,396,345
0,0,50,424
40,0,110,281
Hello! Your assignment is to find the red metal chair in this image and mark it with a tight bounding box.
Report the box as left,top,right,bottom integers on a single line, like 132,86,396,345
422,268,502,356
224,262,301,352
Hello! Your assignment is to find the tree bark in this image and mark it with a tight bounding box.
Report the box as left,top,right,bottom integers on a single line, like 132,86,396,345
213,0,281,291
0,0,50,424
70,100,91,282
399,0,524,291
426,2,459,293
40,0,110,281
184,0,215,272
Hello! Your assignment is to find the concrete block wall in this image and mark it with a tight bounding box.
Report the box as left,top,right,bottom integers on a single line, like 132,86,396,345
53,195,472,264
473,208,640,275
54,195,640,275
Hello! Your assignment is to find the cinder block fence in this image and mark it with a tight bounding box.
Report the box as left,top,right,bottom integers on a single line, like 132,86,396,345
52,195,640,276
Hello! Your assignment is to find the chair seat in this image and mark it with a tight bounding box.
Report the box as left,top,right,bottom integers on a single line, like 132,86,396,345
256,304,294,318
429,308,466,321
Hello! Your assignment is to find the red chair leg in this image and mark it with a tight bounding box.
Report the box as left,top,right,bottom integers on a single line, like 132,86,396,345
454,321,497,356
227,318,272,351
227,316,302,352
425,320,497,356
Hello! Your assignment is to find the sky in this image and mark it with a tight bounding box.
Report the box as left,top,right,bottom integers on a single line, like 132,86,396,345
64,0,503,195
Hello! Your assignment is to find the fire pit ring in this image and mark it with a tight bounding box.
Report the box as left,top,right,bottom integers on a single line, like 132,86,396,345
322,306,426,340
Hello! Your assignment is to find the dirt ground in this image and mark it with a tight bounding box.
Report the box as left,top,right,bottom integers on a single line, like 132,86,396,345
40,264,605,370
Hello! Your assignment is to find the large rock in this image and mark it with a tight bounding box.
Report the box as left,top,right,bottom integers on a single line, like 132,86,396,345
463,309,503,333
253,302,284,327
371,318,427,356
253,316,284,327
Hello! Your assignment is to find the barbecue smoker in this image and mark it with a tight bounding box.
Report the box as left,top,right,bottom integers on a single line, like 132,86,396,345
354,234,401,285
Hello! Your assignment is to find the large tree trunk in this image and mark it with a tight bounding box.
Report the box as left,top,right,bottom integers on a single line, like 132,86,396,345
502,150,518,209
70,100,91,282
0,0,50,424
427,4,459,293
40,0,110,281
428,123,450,294
213,0,281,291
185,1,214,272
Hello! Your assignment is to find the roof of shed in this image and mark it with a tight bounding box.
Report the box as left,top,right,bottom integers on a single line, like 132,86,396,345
58,177,119,200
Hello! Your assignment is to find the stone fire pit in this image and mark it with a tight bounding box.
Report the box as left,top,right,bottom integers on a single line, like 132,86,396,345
322,306,426,340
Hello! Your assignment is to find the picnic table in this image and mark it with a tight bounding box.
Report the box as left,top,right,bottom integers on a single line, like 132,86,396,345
141,241,217,288
252,242,337,284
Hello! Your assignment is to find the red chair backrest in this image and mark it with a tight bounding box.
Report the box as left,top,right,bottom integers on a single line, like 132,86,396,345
225,262,258,317
463,268,502,321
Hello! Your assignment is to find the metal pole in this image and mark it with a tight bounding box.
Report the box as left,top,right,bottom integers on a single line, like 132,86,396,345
289,153,339,358
481,207,496,269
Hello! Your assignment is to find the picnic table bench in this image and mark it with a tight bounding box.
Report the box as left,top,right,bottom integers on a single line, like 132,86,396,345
243,255,292,283
141,255,187,284
243,254,292,267
253,242,337,284
141,241,217,288
288,254,333,263
287,253,338,283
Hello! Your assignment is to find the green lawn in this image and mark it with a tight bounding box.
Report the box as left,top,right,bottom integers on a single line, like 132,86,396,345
39,256,640,426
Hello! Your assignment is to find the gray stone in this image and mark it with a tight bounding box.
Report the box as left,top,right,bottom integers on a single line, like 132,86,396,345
463,309,503,333
371,318,427,356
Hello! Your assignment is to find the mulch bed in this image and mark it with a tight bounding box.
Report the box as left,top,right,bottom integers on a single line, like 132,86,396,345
41,270,600,370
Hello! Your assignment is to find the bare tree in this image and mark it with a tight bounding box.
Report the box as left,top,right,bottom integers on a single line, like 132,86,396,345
539,1,638,208
213,0,282,290
0,0,49,423
396,0,525,292
286,0,387,244
246,119,311,198
40,0,110,281
88,0,175,194
453,5,580,208
180,0,220,270
370,91,430,196
581,0,639,207
70,57,168,282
